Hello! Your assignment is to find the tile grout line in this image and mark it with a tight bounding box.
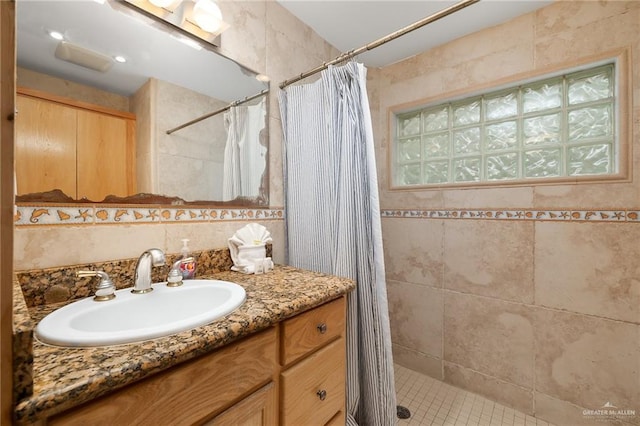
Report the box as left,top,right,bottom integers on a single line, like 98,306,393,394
440,218,446,382
532,220,538,417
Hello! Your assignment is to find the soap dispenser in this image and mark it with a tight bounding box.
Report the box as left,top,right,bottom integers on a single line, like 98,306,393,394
179,238,197,279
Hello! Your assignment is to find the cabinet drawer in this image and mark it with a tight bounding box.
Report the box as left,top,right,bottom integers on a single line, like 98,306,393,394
280,297,345,366
49,327,277,426
280,337,345,426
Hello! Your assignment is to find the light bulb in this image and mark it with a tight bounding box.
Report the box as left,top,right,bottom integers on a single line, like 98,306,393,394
192,0,223,33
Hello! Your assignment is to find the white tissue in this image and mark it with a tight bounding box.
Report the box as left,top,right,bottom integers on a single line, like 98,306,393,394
232,257,274,274
228,223,273,273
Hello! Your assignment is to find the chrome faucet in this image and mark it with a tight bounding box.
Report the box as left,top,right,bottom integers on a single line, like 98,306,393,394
132,248,166,294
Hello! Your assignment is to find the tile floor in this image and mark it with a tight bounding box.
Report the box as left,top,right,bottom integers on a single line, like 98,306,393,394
395,364,556,426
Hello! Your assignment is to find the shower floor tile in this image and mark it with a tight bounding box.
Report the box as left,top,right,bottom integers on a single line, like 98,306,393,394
395,364,556,426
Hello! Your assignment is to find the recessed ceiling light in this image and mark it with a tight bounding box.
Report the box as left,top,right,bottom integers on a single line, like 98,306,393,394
114,55,127,63
49,31,64,41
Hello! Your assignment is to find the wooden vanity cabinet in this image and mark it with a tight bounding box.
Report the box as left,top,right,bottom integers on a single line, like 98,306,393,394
48,328,278,426
16,88,136,201
45,296,348,426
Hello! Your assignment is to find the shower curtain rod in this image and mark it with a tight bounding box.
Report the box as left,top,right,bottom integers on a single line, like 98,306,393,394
166,89,268,135
279,0,480,89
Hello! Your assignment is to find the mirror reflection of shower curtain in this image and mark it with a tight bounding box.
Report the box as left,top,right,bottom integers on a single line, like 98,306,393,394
222,97,266,201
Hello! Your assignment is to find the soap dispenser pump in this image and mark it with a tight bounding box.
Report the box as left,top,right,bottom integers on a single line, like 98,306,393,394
179,239,196,279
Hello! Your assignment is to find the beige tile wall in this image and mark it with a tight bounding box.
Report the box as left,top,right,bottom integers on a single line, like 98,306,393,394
14,1,340,270
375,2,640,425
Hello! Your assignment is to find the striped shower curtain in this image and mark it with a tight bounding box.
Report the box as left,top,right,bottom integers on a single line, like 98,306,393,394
279,62,396,426
222,98,267,201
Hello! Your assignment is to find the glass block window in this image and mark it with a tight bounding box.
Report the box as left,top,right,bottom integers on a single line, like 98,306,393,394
393,64,616,187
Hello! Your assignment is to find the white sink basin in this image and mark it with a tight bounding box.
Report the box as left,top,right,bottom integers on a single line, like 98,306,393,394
36,279,246,347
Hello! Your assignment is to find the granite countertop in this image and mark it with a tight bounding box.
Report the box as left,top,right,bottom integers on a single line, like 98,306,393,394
14,265,355,424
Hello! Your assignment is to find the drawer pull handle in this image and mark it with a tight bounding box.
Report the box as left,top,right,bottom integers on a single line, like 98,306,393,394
317,323,327,334
317,389,327,401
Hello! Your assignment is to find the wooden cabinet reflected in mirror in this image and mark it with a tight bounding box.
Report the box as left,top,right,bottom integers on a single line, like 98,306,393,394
15,0,269,206
16,87,136,202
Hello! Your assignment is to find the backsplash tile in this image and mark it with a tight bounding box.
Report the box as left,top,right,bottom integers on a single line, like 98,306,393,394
16,245,271,308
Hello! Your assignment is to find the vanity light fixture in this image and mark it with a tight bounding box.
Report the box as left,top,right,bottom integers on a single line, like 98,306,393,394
120,0,228,46
148,0,181,10
190,0,223,33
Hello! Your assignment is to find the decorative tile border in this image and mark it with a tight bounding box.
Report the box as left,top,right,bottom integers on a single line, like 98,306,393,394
16,205,639,225
381,209,640,222
14,205,285,226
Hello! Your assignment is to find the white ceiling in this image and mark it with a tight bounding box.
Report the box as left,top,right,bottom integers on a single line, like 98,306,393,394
16,1,266,101
16,0,554,99
276,0,553,68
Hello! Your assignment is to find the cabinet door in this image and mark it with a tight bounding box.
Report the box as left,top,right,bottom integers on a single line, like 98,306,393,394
205,383,277,426
15,95,77,197
76,109,136,200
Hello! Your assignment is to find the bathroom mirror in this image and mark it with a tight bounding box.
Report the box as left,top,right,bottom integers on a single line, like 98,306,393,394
15,0,269,206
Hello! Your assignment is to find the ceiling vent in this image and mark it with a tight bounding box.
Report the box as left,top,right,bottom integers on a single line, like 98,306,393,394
54,41,114,73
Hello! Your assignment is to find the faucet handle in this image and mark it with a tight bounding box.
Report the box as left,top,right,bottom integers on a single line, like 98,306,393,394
77,270,116,301
167,257,194,287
